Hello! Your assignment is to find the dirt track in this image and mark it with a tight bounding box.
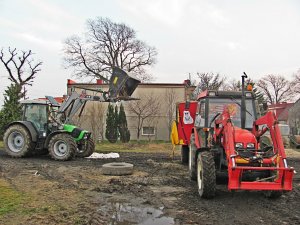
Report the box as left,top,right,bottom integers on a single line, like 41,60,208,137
0,148,299,225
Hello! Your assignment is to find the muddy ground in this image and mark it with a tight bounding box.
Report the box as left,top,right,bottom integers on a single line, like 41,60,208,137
0,148,299,225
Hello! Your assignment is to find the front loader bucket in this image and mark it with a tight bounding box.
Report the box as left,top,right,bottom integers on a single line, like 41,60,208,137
109,67,140,100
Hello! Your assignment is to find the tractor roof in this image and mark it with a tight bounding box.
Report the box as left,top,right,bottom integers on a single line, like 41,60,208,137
197,90,254,100
20,99,60,107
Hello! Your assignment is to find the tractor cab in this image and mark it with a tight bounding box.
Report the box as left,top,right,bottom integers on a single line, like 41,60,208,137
173,89,258,148
21,99,61,142
22,101,49,134
196,90,257,130
194,90,261,154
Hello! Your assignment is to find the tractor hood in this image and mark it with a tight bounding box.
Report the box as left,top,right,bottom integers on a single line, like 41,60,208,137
108,67,141,100
233,127,257,148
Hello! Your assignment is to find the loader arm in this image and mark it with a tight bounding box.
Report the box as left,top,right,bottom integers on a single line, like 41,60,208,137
252,111,287,161
49,67,140,124
54,90,108,124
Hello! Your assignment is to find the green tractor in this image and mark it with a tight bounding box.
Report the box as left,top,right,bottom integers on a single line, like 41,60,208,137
3,67,140,161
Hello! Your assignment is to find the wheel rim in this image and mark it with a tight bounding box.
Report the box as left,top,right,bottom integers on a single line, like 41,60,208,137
7,131,25,153
53,140,68,157
197,156,203,192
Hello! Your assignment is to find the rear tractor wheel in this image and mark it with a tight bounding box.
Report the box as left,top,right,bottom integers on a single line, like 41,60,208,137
3,124,34,158
48,133,76,161
189,134,197,181
181,145,189,165
76,138,95,158
197,151,216,198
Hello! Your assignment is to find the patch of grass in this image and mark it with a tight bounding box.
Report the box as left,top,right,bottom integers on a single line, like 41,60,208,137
95,141,179,154
0,141,3,149
0,179,48,218
0,179,70,220
0,179,24,217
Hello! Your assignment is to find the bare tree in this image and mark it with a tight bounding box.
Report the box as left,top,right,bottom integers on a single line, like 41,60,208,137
192,72,226,98
224,79,242,91
256,74,295,104
0,48,42,98
63,17,157,82
126,93,161,140
86,102,106,143
223,78,265,105
293,69,300,94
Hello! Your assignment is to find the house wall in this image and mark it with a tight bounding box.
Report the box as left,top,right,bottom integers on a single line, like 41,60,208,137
67,82,194,141
288,99,300,135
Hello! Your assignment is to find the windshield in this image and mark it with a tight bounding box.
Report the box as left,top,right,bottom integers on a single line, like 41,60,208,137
208,98,255,128
24,104,48,132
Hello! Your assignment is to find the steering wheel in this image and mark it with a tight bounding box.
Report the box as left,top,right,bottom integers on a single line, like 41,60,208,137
209,113,221,127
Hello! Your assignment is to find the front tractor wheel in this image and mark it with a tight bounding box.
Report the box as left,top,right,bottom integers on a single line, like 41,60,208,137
76,138,95,158
48,133,76,161
3,124,34,158
197,151,216,198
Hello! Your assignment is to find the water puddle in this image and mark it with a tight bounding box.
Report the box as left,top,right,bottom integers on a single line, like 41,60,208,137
99,201,174,225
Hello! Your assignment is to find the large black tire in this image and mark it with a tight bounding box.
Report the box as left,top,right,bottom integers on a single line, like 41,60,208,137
102,162,134,176
48,133,76,161
197,151,216,198
189,134,197,181
3,124,34,158
76,138,95,158
181,145,189,165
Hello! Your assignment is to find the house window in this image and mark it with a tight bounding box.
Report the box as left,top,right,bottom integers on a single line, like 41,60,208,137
142,127,155,135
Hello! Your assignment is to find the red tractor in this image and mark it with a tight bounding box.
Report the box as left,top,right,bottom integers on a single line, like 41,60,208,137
171,73,294,198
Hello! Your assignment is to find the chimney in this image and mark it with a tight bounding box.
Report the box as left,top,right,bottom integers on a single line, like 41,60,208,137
183,79,191,86
96,79,103,84
67,79,76,85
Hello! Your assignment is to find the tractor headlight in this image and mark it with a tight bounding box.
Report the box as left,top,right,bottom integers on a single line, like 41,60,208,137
246,143,255,149
235,143,243,148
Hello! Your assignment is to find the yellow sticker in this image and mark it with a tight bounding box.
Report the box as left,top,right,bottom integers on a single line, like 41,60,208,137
113,77,118,84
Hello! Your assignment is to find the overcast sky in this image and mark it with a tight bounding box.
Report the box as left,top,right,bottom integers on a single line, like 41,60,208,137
0,0,300,103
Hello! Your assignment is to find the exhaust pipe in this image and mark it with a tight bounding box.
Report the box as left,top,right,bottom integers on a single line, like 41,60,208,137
241,72,247,129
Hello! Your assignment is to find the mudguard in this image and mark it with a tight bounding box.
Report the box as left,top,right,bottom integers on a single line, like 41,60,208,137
193,128,202,149
44,130,68,148
5,121,38,142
